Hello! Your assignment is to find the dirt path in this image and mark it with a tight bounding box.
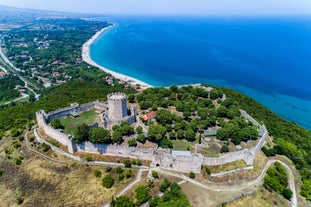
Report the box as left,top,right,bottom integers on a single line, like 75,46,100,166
154,159,297,207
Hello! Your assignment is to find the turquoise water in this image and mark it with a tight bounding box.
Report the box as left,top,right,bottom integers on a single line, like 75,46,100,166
90,16,311,130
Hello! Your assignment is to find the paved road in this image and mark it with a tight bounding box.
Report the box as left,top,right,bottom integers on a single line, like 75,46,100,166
0,45,41,97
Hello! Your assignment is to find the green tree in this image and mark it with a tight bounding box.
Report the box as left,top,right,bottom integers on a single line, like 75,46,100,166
283,188,293,200
73,123,89,143
210,89,219,100
161,138,173,149
102,175,114,188
159,178,171,192
111,196,135,207
185,128,196,142
116,166,124,174
50,118,64,129
137,134,146,143
135,185,151,206
124,159,132,168
112,130,123,144
156,109,174,125
136,126,143,134
128,138,137,147
89,127,111,144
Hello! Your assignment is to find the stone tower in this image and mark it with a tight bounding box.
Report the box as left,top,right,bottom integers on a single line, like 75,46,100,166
107,93,128,120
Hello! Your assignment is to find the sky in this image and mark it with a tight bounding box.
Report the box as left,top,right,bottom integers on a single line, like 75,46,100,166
0,0,310,15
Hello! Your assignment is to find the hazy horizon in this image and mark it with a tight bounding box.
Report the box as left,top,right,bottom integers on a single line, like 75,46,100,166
0,0,311,16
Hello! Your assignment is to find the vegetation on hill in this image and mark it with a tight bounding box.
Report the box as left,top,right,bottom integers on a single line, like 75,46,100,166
218,85,311,200
263,162,293,200
0,75,24,102
111,179,190,207
0,80,134,136
135,86,259,149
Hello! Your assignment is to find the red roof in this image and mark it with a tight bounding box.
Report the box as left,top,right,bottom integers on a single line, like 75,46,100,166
51,60,60,65
141,111,157,121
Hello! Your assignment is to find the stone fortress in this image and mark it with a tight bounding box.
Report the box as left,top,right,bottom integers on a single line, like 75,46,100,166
36,92,268,173
102,92,136,129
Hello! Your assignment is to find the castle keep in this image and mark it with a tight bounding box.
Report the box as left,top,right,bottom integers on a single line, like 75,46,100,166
36,93,268,173
107,93,128,120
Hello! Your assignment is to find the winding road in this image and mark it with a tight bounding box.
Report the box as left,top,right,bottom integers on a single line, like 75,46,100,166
29,129,298,207
153,159,297,207
0,42,41,99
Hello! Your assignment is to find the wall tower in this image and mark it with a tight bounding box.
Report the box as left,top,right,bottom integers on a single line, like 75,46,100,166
107,92,128,120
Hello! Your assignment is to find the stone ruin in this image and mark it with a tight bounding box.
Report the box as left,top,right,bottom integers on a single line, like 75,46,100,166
36,93,268,174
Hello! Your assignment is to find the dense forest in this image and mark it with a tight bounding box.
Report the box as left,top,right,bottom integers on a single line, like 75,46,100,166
0,75,24,102
0,80,134,135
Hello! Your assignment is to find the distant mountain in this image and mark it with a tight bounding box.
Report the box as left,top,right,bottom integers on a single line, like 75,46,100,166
0,4,104,29
0,4,105,20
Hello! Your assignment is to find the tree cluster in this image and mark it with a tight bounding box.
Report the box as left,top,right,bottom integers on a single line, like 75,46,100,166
217,85,311,200
263,162,292,200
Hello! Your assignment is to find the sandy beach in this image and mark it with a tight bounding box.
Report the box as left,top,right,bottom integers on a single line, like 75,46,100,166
82,24,152,89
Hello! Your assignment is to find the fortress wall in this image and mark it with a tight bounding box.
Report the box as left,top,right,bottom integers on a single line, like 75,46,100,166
46,106,76,121
34,129,82,161
43,124,71,146
203,149,252,166
36,110,71,146
77,102,95,113
36,104,268,171
171,154,203,173
240,109,261,127
106,145,155,160
254,125,268,154
76,142,108,154
94,101,107,110
203,123,268,166
46,102,95,121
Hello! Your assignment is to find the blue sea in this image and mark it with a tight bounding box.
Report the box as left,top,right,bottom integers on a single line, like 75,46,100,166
89,16,311,130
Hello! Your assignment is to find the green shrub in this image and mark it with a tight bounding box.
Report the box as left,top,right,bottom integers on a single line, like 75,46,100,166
283,188,293,200
116,166,124,174
152,171,159,179
28,136,35,142
102,175,114,188
94,169,102,178
86,156,92,162
13,141,21,149
118,173,124,182
125,170,132,178
0,169,4,177
41,143,51,152
124,159,132,168
189,171,195,179
15,158,22,165
220,144,229,153
105,166,112,172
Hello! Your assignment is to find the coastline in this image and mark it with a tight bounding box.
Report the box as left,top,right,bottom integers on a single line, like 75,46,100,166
82,24,152,89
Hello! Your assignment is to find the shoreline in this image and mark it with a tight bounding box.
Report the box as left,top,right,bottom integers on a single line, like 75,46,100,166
82,24,152,89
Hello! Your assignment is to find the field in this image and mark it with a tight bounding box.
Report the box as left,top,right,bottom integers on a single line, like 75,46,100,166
0,136,136,207
226,188,290,207
171,138,198,152
60,109,98,134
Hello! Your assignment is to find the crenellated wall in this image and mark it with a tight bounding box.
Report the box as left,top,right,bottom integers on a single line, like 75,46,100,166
36,101,268,173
